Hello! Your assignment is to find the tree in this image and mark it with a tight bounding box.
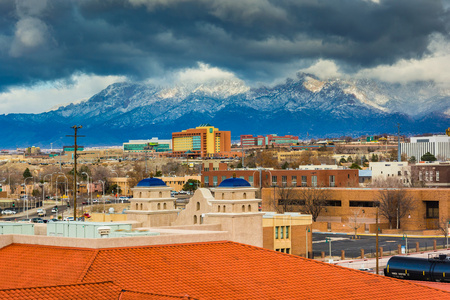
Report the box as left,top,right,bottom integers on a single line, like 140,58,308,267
349,163,361,170
280,161,289,169
182,179,201,192
272,185,298,214
371,154,378,162
374,189,414,229
347,156,353,163
298,187,330,222
438,217,450,248
421,152,437,162
107,183,121,195
339,157,347,165
408,156,416,164
349,209,363,239
256,151,278,168
23,168,32,179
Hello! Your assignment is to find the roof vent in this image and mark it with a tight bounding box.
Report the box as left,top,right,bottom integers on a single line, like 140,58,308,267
98,226,111,238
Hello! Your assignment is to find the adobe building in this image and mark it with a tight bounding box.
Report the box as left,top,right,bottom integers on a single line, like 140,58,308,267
125,177,181,227
261,187,450,233
172,177,264,247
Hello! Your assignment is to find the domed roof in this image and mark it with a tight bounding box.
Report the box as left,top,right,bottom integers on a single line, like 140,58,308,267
136,177,167,187
218,178,251,187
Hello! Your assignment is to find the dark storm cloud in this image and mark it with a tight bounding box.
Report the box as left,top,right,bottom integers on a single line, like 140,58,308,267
0,0,448,90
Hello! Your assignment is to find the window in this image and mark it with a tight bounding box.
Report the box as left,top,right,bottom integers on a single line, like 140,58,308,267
272,176,277,185
242,205,245,212
204,176,209,186
282,176,287,186
286,248,290,254
135,203,138,210
140,203,143,210
204,167,209,171
329,175,335,187
243,192,247,199
325,200,342,207
280,226,284,239
286,226,290,239
157,203,161,210
398,171,401,176
248,204,251,212
292,176,297,186
311,176,317,187
275,226,279,239
163,203,167,209
301,176,307,187
248,176,254,185
223,205,226,212
349,201,375,207
213,176,218,187
196,202,200,211
218,206,221,212
194,215,198,224
436,171,440,181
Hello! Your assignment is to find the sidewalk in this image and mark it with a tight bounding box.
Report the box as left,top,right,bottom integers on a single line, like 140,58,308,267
314,231,447,238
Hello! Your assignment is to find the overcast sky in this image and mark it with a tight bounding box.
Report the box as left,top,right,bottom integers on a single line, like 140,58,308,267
0,0,449,114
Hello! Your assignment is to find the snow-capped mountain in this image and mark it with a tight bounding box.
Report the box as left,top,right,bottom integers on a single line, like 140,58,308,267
0,73,448,148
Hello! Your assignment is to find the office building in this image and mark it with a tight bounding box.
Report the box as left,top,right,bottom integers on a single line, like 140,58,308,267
172,124,231,157
241,134,299,148
401,135,450,161
123,138,172,153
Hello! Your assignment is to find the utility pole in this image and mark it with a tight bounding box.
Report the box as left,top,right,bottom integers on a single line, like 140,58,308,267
397,123,401,162
67,125,84,220
376,206,379,275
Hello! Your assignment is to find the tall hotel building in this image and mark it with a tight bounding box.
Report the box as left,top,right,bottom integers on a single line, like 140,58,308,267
172,124,231,158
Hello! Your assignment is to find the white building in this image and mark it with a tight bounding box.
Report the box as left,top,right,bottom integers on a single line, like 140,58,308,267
401,135,450,161
369,162,411,186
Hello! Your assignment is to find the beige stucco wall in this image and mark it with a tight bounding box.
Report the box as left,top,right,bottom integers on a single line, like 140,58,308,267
172,188,214,226
206,213,263,247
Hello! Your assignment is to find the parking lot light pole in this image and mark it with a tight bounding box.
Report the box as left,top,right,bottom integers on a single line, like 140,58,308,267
306,226,311,259
326,237,332,262
24,177,33,219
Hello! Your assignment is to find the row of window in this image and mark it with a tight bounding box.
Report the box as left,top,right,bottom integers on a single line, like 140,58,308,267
275,248,291,254
271,175,335,187
275,226,290,239
419,171,440,182
277,199,376,207
135,202,167,210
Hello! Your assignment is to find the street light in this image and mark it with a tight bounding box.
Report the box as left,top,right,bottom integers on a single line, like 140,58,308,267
326,237,332,262
305,226,311,259
23,176,33,219
98,180,105,215
55,174,68,205
42,174,53,205
81,172,92,207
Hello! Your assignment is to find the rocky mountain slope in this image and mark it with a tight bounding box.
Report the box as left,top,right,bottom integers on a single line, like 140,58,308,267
1,73,448,148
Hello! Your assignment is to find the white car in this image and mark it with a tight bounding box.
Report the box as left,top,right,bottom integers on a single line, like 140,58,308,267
37,209,46,217
1,210,16,215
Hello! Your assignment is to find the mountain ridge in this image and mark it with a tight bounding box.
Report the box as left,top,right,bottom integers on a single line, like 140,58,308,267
0,73,448,148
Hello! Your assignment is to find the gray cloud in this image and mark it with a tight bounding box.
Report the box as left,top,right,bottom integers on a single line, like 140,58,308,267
0,0,448,90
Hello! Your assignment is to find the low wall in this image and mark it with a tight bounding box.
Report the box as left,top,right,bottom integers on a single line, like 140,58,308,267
88,213,128,223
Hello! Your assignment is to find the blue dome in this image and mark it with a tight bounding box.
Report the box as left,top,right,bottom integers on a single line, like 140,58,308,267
218,178,251,187
136,177,167,187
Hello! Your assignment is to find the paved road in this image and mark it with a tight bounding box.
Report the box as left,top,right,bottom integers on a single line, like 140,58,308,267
312,232,448,259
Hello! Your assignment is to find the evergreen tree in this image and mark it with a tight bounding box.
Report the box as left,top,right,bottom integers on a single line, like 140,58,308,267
421,152,436,162
182,179,201,191
23,168,32,179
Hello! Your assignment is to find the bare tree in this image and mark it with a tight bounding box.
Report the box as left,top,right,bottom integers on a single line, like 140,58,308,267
349,209,363,239
298,187,330,222
271,185,298,214
374,189,414,229
438,217,450,248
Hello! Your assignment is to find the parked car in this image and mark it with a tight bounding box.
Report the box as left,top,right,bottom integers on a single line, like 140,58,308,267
1,210,16,215
92,199,99,204
47,218,59,222
64,217,74,221
31,217,44,223
37,208,46,217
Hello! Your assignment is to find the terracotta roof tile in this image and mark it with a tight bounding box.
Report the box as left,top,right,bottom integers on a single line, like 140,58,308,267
0,241,449,299
0,244,97,289
119,290,199,299
0,281,120,299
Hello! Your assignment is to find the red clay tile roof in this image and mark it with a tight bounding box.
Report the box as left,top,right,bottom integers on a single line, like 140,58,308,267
119,290,199,299
0,281,120,300
0,241,449,299
0,244,97,289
